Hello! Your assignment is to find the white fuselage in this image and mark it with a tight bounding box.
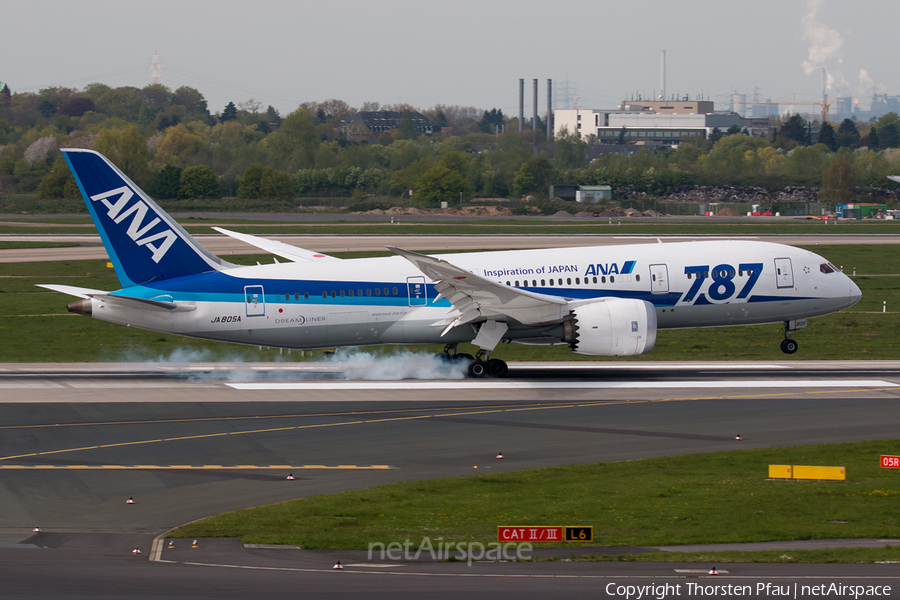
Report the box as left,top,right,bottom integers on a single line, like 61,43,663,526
83,240,860,351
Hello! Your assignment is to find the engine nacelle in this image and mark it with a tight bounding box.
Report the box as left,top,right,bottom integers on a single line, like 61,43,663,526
562,298,657,356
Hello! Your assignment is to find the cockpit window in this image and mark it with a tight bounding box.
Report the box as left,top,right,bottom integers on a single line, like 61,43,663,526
820,262,836,274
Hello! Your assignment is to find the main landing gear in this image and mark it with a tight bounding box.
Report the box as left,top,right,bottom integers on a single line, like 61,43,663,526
440,344,508,378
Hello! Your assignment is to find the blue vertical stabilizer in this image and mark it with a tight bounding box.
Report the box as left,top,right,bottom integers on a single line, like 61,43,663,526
62,149,230,286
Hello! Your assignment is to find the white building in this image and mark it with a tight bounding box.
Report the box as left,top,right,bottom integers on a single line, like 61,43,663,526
554,109,742,145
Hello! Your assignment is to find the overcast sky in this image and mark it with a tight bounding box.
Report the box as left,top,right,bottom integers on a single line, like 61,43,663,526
2,0,896,116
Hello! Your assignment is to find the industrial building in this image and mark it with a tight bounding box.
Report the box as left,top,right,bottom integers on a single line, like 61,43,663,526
554,108,742,145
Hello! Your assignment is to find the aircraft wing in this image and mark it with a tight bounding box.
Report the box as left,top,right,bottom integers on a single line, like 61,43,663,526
213,227,341,262
388,247,568,333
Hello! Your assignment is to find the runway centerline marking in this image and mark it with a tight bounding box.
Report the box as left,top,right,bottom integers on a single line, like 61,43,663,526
2,387,897,463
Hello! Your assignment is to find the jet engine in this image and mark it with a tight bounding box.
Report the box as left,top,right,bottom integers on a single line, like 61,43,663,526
562,298,657,356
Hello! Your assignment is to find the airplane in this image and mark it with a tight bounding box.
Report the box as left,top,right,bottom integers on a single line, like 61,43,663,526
41,149,861,377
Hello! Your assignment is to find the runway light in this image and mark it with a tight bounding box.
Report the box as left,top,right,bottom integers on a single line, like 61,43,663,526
333,561,343,570
473,465,478,469
192,539,198,548
167,540,174,549
286,473,295,480
32,527,40,533
132,547,141,555
735,435,742,441
709,566,718,575
496,453,504,459
126,497,135,504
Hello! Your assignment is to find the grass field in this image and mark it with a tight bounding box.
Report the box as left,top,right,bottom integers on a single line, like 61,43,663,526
1,218,900,237
172,439,900,562
1,245,898,362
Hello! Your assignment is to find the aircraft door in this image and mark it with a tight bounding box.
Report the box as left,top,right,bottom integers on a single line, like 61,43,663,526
407,276,427,306
649,264,669,294
244,285,265,316
774,258,794,288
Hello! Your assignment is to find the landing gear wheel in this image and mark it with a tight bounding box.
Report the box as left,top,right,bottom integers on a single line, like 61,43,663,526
487,358,508,378
780,339,798,354
467,360,487,378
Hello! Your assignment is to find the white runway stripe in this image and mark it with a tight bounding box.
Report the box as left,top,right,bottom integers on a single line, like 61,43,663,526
226,379,898,391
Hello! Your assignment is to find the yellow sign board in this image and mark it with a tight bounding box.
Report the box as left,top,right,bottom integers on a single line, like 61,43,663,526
769,465,845,481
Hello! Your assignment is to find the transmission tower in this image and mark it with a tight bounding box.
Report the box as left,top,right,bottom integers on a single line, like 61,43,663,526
148,49,164,84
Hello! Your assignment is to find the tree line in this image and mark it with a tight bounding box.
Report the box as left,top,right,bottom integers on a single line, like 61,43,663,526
0,82,898,207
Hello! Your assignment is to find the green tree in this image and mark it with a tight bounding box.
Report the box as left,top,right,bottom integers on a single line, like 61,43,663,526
153,123,199,168
220,101,237,123
266,107,320,170
553,128,588,169
413,165,471,207
820,153,856,203
868,126,880,149
880,123,900,148
779,114,808,145
37,157,78,199
818,122,837,151
150,165,183,199
259,166,294,200
237,163,264,199
93,125,150,186
835,119,860,148
180,165,221,199
511,163,537,196
708,127,723,144
617,126,626,145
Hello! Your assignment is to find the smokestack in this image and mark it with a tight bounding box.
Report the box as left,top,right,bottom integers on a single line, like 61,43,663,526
661,50,666,101
532,78,538,135
519,79,524,133
547,79,553,140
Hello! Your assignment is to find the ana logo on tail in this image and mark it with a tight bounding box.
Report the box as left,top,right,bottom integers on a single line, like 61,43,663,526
90,186,177,263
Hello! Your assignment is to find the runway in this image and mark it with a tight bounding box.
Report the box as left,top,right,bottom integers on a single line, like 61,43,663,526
2,361,900,598
3,232,900,263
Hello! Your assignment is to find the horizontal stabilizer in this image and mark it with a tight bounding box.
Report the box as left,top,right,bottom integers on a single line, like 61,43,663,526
212,228,340,262
38,284,194,312
37,284,107,299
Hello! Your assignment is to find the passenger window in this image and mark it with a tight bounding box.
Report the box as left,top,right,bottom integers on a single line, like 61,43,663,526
357,289,363,296
375,288,381,296
541,279,545,286
515,280,519,287
635,274,641,282
601,276,606,283
304,292,309,300
366,289,372,296
610,276,615,283
384,287,389,296
576,277,580,284
340,290,345,297
348,290,354,297
567,278,572,285
593,276,597,284
331,291,336,298
549,279,554,286
285,293,289,301
392,287,398,295
322,291,327,299
294,293,300,300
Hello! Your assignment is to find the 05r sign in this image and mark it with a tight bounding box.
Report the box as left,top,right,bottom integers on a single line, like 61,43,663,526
881,455,900,468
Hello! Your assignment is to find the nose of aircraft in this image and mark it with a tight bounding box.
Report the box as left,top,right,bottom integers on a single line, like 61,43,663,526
848,276,862,308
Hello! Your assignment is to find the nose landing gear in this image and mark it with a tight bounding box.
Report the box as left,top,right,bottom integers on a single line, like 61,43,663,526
780,320,801,354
